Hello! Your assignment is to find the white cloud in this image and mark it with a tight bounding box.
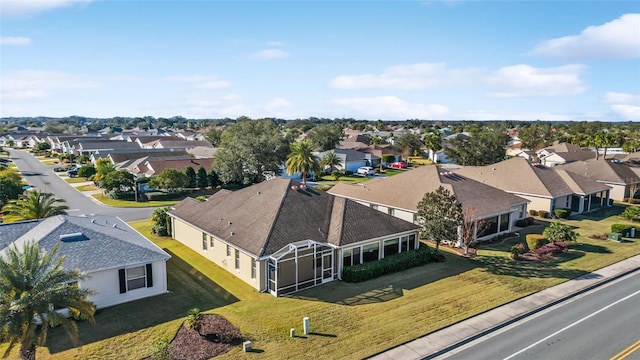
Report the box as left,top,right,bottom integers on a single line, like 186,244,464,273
1,0,93,17
264,97,293,112
486,64,587,98
252,48,290,59
456,110,580,121
1,70,100,102
531,14,640,59
328,96,449,119
165,75,231,90
603,92,640,121
328,62,483,90
0,36,31,46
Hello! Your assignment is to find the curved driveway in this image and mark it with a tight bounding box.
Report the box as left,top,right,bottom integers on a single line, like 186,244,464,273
8,149,155,221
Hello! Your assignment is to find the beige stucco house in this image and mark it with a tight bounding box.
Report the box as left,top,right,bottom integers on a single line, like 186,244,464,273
456,157,612,215
169,178,419,296
556,159,640,201
329,165,529,244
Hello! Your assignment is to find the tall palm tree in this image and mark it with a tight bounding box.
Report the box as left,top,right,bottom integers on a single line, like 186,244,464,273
286,140,320,185
0,241,96,360
1,190,69,223
320,151,343,175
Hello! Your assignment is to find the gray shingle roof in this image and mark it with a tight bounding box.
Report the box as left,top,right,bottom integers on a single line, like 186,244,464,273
329,165,527,219
0,215,169,273
557,159,640,185
169,178,419,257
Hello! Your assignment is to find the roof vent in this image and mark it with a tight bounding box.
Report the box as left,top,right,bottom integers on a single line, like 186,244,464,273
91,219,96,223
228,221,232,225
230,231,235,236
113,223,117,228
59,233,88,242
256,191,261,195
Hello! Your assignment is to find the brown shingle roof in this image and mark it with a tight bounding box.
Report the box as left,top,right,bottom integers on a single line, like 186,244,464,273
169,178,418,257
146,158,214,175
329,165,527,219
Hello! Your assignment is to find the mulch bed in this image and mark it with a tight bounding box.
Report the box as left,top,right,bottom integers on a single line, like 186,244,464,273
170,315,242,360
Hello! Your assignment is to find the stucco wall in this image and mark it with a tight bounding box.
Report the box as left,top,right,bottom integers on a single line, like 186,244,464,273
172,217,263,291
608,184,627,201
517,194,553,214
83,260,167,309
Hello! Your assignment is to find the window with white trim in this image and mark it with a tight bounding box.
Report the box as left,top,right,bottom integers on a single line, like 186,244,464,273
209,235,214,248
227,244,231,257
251,259,256,279
202,232,207,250
126,266,146,290
235,249,240,270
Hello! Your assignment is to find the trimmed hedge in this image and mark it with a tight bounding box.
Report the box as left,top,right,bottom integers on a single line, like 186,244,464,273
515,219,529,227
611,224,637,237
342,243,437,283
526,234,547,250
538,210,550,218
526,217,535,225
554,208,570,219
529,209,539,216
145,191,188,201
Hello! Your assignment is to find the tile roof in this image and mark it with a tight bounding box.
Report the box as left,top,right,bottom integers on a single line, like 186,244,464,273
456,157,575,197
169,178,419,257
329,165,527,219
0,215,170,273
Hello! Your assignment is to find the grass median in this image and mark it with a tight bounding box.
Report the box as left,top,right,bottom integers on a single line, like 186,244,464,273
91,194,178,208
14,206,640,360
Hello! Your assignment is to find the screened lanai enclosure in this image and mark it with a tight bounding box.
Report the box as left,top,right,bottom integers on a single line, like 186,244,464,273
267,240,335,296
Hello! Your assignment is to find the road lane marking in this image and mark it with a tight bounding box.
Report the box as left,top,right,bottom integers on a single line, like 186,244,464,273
503,288,640,360
611,339,640,360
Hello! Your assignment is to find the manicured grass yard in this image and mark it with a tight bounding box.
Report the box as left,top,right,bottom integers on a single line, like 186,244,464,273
91,193,179,208
65,177,91,184
75,184,99,191
9,206,639,360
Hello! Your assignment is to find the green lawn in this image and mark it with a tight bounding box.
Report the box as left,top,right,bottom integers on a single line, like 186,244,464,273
75,184,99,192
91,194,179,208
7,206,639,360
315,174,372,186
65,177,91,184
40,159,59,165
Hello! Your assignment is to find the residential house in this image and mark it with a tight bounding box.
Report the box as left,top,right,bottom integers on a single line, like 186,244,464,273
71,139,141,156
536,142,595,167
0,215,170,309
130,157,214,178
316,149,381,172
455,157,611,215
141,139,212,151
168,178,420,296
329,165,529,244
556,159,640,201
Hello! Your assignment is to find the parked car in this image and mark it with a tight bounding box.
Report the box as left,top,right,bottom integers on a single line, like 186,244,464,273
390,162,408,169
66,167,79,177
356,166,375,176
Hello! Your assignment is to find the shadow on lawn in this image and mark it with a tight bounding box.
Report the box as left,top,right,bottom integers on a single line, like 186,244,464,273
291,252,477,305
474,251,589,279
46,248,239,354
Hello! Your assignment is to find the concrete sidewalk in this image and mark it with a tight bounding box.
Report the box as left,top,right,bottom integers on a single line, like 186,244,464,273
369,254,640,360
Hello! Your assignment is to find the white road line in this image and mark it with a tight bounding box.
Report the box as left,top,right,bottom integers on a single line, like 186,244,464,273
503,288,640,360
67,209,81,212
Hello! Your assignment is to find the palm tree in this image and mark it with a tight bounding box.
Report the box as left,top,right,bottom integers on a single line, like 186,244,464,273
286,140,320,185
320,151,343,178
1,190,69,223
0,241,96,360
185,308,204,336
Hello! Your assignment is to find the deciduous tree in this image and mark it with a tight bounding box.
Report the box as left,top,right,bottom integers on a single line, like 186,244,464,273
306,124,344,151
150,168,190,191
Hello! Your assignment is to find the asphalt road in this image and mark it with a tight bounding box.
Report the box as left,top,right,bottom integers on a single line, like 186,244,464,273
439,271,640,360
7,149,155,221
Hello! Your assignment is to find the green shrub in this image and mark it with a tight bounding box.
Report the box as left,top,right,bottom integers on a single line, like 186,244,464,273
342,243,435,283
538,210,550,218
344,170,354,176
529,209,538,216
554,208,570,219
527,217,535,225
145,191,188,201
526,234,547,250
150,336,172,360
611,223,637,237
621,206,640,221
381,154,396,164
515,219,529,227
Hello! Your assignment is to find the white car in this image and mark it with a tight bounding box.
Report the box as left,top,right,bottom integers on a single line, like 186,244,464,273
357,166,375,176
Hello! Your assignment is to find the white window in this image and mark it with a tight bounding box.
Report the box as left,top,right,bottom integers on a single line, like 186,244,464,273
251,259,256,279
209,236,214,248
227,244,231,257
370,204,378,210
127,266,146,290
235,249,240,270
202,233,207,250
388,208,395,216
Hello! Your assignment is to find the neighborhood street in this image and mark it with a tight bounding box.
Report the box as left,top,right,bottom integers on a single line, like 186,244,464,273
7,150,156,221
436,271,640,360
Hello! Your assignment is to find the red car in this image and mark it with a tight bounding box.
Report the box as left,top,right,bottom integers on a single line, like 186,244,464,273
390,162,407,169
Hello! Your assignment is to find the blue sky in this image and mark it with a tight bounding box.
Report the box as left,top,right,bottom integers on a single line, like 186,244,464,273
1,1,639,121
